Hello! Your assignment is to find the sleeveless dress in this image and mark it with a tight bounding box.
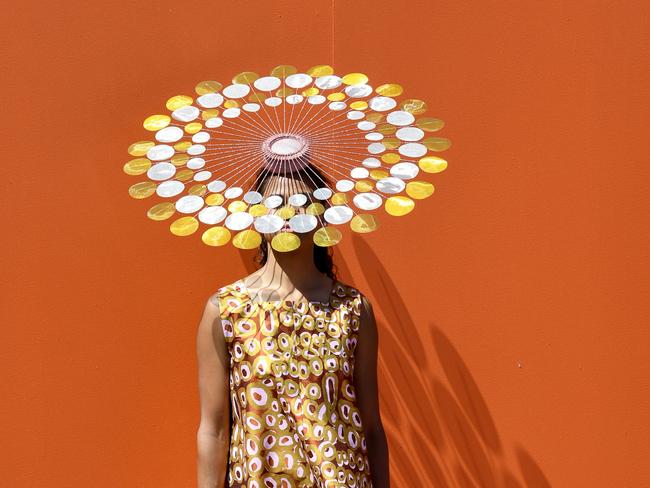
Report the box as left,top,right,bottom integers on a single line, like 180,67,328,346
217,278,373,488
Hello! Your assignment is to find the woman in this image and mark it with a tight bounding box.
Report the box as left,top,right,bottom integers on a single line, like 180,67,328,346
196,160,390,487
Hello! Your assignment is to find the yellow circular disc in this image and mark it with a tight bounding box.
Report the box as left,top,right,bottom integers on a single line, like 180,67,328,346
302,87,319,97
272,232,301,252
423,137,452,152
307,65,334,77
195,80,223,95
313,227,342,247
271,65,297,78
376,83,403,97
123,158,151,175
223,100,240,108
382,137,400,149
327,92,345,101
233,229,262,249
377,123,396,135
228,200,248,213
128,141,154,157
248,204,268,216
416,117,445,132
189,184,207,196
350,101,368,110
206,193,225,206
128,181,156,199
170,216,199,236
166,95,193,111
406,181,435,199
143,114,171,131
277,205,295,219
184,122,202,134
174,141,192,152
201,109,220,120
401,99,427,115
350,214,378,233
366,112,384,123
147,202,175,221
275,87,293,98
355,180,374,192
171,154,189,166
248,92,266,103
369,169,389,180
385,196,415,216
175,169,194,181
202,226,231,246
418,156,448,173
332,192,348,205
381,153,400,164
233,71,259,84
342,73,368,85
306,202,326,216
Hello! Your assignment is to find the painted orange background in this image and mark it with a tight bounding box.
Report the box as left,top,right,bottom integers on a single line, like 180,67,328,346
2,0,648,486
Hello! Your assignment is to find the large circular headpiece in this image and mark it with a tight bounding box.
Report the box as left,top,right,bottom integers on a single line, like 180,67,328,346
124,64,450,252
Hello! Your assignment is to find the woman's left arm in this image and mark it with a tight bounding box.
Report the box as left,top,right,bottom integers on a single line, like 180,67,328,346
353,294,390,487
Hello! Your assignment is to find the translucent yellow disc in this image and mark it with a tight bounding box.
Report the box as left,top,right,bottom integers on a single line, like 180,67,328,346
406,181,435,199
195,80,223,95
302,87,319,97
376,83,403,97
314,227,342,247
306,202,326,215
382,138,400,149
202,226,231,246
275,87,293,98
128,141,154,157
174,141,192,152
366,113,384,123
233,71,259,84
128,181,156,199
272,232,301,252
205,193,225,206
201,109,220,120
249,203,268,216
355,180,374,192
350,101,368,110
327,92,345,101
385,196,415,216
350,214,378,233
184,122,202,134
123,158,151,175
170,216,199,236
369,169,389,180
401,99,427,115
248,93,266,103
271,65,297,78
228,200,248,213
189,184,207,196
166,95,193,111
223,100,239,108
147,202,175,221
277,205,296,219
171,154,189,166
418,156,448,173
377,123,396,135
381,153,400,164
416,117,445,132
332,192,348,205
307,65,334,77
342,73,368,85
143,115,171,131
423,137,451,151
233,230,262,249
175,169,194,181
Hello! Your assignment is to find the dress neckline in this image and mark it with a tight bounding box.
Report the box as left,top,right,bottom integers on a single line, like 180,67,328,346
238,277,338,307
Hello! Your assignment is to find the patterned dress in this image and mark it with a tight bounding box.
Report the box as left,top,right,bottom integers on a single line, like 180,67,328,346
217,278,373,488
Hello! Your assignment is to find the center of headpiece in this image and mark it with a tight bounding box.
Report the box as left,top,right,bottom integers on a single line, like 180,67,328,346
262,133,310,173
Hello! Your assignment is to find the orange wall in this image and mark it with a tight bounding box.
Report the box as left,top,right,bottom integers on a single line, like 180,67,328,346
2,1,648,486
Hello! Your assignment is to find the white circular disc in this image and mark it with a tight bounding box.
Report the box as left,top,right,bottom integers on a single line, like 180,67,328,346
329,101,346,111
376,177,406,194
155,126,184,143
264,97,282,107
398,142,427,158
271,137,303,155
368,96,397,112
242,103,261,112
286,94,304,105
156,180,184,197
350,167,370,179
171,105,199,122
324,205,353,225
387,110,415,126
345,84,373,98
175,195,204,213
254,76,281,91
353,192,383,210
254,214,284,233
196,93,224,108
146,144,174,161
198,206,227,225
362,157,381,168
222,108,241,118
225,211,253,231
336,179,355,192
365,132,384,141
285,73,313,89
243,191,263,204
192,131,210,143
205,117,223,128
207,180,227,192
288,214,318,233
187,144,206,155
396,127,424,141
313,188,333,200
390,162,420,179
187,157,205,170
223,84,250,98
288,193,308,206
264,195,283,208
347,111,365,120
224,187,243,199
194,170,212,181
308,95,326,105
367,143,386,154
357,121,376,131
315,75,342,89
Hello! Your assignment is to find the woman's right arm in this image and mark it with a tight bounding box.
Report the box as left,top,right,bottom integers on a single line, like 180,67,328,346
196,294,231,488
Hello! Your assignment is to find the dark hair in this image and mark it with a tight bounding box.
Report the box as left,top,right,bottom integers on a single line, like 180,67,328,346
251,163,338,281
